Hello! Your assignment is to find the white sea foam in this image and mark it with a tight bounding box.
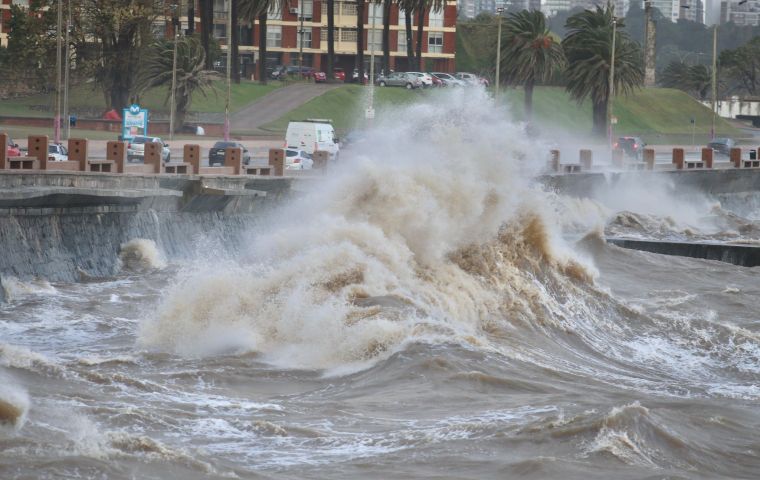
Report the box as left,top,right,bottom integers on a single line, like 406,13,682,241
119,239,166,272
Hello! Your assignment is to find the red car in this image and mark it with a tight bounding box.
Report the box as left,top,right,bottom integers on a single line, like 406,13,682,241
314,71,327,83
430,75,443,87
6,136,22,157
334,67,346,82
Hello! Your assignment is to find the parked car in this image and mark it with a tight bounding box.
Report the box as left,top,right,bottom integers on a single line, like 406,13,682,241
284,148,314,170
429,75,443,87
48,143,68,162
455,72,489,86
376,72,422,89
208,141,252,166
314,71,327,83
6,136,22,157
431,72,467,87
126,136,171,163
351,69,369,84
270,65,287,79
334,67,346,82
286,120,340,160
614,136,646,160
708,137,736,156
406,72,434,88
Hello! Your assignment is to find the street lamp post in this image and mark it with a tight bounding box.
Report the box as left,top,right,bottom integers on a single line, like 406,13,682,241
54,0,62,144
607,17,617,150
494,7,504,98
63,0,71,140
224,0,232,141
298,0,304,74
367,6,377,123
169,4,179,142
710,24,717,140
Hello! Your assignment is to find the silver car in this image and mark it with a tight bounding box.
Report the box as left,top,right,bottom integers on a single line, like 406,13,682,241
126,135,171,163
376,72,422,89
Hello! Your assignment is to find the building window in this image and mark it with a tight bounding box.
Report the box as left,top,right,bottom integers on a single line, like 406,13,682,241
368,29,381,51
397,30,406,52
428,8,443,28
213,23,226,39
297,0,313,20
428,32,442,53
342,2,357,16
398,8,410,26
267,26,282,47
368,3,383,25
297,30,312,48
341,28,357,43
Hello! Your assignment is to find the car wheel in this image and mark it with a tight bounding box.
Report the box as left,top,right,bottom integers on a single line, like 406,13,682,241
379,81,386,87
406,83,413,89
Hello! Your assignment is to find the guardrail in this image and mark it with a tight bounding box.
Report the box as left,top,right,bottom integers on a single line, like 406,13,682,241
0,133,331,177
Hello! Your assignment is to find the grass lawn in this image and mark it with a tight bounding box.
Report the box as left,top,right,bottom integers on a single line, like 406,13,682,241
501,86,743,144
0,80,281,118
260,84,427,134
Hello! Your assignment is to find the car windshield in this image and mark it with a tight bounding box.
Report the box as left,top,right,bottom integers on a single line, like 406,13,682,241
710,139,729,145
131,137,149,144
213,142,236,148
48,146,58,153
285,150,300,157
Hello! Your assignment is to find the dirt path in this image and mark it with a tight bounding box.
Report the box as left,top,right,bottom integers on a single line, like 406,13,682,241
232,82,340,134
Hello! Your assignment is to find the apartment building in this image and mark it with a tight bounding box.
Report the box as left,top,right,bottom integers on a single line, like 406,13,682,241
721,0,760,25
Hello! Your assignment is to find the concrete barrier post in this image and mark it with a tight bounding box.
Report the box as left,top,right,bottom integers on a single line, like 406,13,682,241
269,148,284,176
68,138,88,171
145,141,162,173
549,149,560,172
611,149,624,168
0,133,8,169
107,141,127,173
28,135,48,170
672,148,685,170
643,148,655,170
701,147,713,169
184,144,200,174
313,150,329,171
579,149,593,171
224,147,242,175
730,148,742,168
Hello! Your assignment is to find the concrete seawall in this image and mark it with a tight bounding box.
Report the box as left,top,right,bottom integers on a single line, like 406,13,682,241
607,239,760,267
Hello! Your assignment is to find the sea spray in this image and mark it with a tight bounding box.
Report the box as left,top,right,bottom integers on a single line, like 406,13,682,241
138,90,598,369
0,372,29,431
119,239,167,272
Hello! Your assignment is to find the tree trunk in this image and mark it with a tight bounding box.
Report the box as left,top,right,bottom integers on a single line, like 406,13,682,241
405,10,414,70
200,0,212,70
592,101,607,137
327,0,335,81
357,0,365,82
382,0,391,74
524,80,534,121
187,2,194,35
416,0,425,71
258,12,268,85
231,0,240,83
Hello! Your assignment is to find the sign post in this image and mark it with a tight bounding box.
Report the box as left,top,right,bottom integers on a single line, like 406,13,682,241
122,104,149,141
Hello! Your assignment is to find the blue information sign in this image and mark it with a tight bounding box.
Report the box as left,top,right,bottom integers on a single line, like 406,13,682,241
122,104,149,140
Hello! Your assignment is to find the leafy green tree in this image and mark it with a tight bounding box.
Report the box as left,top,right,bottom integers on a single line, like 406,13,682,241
562,6,643,136
660,61,711,100
240,0,279,84
500,10,565,120
138,35,218,132
720,36,760,96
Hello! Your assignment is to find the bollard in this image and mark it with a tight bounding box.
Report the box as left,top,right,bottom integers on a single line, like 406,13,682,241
611,149,624,168
224,147,242,175
672,148,685,170
184,144,200,174
68,138,88,171
730,148,742,168
269,148,284,176
643,148,655,170
579,149,593,171
28,135,48,169
0,132,8,169
144,142,162,173
108,141,127,173
313,150,329,171
701,147,714,169
549,149,560,172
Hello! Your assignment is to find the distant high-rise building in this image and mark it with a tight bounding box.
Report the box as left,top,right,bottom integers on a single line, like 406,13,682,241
720,0,760,25
648,0,682,22
679,0,706,23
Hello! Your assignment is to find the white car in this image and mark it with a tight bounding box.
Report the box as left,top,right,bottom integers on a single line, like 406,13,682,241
126,135,171,163
48,143,68,161
406,72,434,88
431,72,467,87
455,72,487,86
284,148,314,170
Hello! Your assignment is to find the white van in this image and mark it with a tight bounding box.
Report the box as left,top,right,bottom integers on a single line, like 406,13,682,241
285,119,340,160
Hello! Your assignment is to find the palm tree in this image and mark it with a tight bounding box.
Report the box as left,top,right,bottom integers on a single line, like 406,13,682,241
562,5,643,136
199,0,213,69
138,36,218,132
500,10,565,120
357,0,366,82
240,0,276,84
415,0,443,71
399,0,416,70
231,0,240,84
661,61,711,100
326,0,335,81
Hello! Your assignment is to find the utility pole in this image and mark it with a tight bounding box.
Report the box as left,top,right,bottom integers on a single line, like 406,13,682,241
54,0,62,144
169,4,179,141
494,7,503,98
224,0,232,141
367,6,377,124
607,16,617,149
711,24,717,140
63,0,71,140
643,1,656,87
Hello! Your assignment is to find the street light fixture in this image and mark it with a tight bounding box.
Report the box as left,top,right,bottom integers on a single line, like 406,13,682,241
494,7,504,98
169,3,179,142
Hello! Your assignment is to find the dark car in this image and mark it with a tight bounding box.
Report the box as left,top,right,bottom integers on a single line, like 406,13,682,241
614,136,645,160
208,141,251,166
707,138,736,156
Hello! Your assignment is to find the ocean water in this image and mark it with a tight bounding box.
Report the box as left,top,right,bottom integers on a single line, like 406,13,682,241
2,90,759,479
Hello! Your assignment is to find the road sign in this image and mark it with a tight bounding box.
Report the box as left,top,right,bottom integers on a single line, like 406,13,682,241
690,117,695,124
365,107,375,120
611,116,618,125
